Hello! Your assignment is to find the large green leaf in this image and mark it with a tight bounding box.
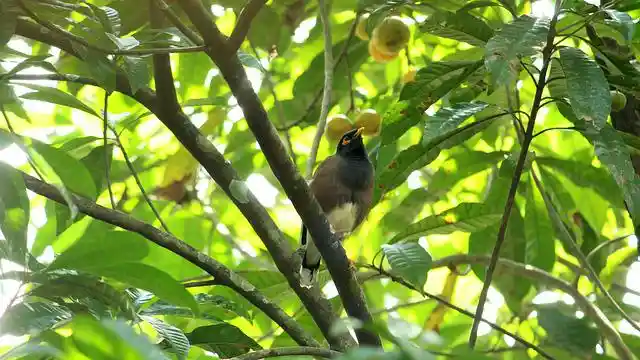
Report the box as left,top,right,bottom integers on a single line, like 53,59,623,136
388,203,501,244
559,47,611,129
89,263,199,314
19,84,100,118
48,230,148,271
0,0,18,49
537,305,599,354
186,324,261,358
485,15,549,85
141,293,250,321
420,10,494,47
427,150,507,195
142,316,189,360
382,242,432,289
0,301,71,336
0,162,29,263
422,102,489,146
524,175,555,272
380,188,437,233
604,9,635,42
581,124,640,238
376,112,505,199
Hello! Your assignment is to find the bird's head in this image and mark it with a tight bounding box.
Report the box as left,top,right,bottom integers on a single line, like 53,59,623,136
336,127,367,158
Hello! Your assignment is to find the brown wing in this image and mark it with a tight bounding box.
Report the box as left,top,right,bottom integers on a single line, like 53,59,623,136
309,156,352,213
353,178,374,228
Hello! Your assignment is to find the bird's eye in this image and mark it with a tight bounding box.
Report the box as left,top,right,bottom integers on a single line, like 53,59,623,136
341,138,351,145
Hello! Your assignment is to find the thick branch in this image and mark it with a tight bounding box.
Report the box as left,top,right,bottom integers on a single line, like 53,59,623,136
228,0,267,53
177,0,381,346
469,4,562,348
227,347,341,360
20,172,319,347
15,16,354,350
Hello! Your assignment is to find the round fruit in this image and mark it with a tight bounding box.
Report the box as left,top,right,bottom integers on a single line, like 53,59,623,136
402,67,417,83
611,90,627,112
326,114,354,141
368,40,398,63
371,16,410,56
354,109,382,136
355,13,370,41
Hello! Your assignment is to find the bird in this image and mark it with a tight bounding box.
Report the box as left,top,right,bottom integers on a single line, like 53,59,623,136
299,127,375,288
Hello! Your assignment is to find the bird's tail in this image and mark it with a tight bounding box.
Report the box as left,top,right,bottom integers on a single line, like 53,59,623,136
299,226,321,288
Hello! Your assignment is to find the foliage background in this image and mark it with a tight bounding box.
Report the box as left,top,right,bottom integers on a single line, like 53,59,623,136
0,0,640,359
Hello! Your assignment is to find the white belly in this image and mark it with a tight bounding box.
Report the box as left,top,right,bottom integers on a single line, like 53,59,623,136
326,202,358,234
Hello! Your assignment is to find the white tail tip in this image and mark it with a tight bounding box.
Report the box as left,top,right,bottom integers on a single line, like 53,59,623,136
299,267,317,288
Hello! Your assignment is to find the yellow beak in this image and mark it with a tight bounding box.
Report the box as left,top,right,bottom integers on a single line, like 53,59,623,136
354,127,365,137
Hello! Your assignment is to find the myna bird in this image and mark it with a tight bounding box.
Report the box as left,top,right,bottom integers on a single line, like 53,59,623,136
299,127,374,288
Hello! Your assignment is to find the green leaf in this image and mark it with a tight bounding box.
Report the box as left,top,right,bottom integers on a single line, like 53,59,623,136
87,4,122,35
121,56,150,95
604,9,635,42
524,175,555,272
48,230,149,270
4,56,58,77
0,162,29,263
485,15,550,85
29,273,136,319
537,305,599,354
0,302,71,336
427,150,507,195
238,51,262,69
376,114,504,198
30,139,98,200
80,144,113,194
581,124,640,237
186,323,261,357
573,213,606,275
420,10,494,47
559,47,611,128
422,102,489,146
388,203,502,244
0,342,62,360
141,293,249,321
142,316,189,360
382,242,432,289
19,84,100,118
0,0,18,49
380,188,438,233
94,263,198,314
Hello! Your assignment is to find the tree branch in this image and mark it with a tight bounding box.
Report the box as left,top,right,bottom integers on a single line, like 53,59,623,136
176,0,381,346
149,0,356,350
305,0,333,178
227,347,341,360
228,0,267,53
19,172,320,347
15,15,354,350
469,3,562,348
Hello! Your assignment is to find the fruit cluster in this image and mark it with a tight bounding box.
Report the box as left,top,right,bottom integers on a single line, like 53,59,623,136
356,14,410,63
325,109,382,141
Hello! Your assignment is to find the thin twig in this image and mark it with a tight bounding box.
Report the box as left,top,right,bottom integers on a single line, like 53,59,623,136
520,60,539,87
469,1,563,348
109,124,171,233
305,0,334,178
371,298,432,316
152,0,203,45
226,347,341,360
586,234,631,262
228,0,268,53
532,126,577,138
103,92,117,209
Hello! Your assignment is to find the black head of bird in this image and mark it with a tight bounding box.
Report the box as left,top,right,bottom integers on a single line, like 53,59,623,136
298,127,374,288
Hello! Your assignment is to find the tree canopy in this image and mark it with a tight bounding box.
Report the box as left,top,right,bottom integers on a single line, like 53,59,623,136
1,0,640,359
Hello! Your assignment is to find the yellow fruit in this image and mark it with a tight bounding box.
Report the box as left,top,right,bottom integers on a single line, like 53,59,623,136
326,114,354,141
354,109,381,136
371,16,410,56
355,13,370,41
368,40,398,63
611,90,627,111
402,67,417,83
